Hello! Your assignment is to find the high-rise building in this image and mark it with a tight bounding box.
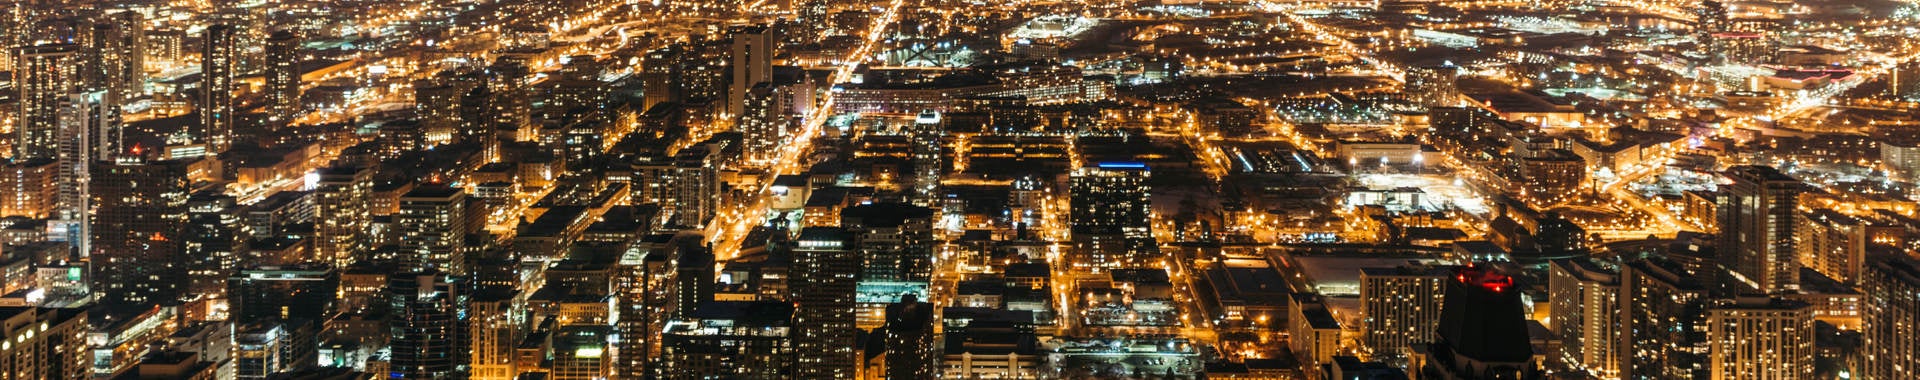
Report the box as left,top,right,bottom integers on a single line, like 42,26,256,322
1795,209,1870,284
183,191,241,298
469,289,519,380
1068,162,1154,267
0,307,91,379
90,158,190,307
672,235,715,319
739,83,784,164
0,160,56,218
1414,266,1541,380
1404,65,1460,108
728,25,774,118
842,202,936,282
1359,265,1450,362
1704,297,1814,380
908,111,942,205
657,301,796,379
790,227,860,379
641,45,684,111
639,142,724,227
200,25,236,153
1717,165,1806,293
396,186,469,275
1621,257,1710,380
1861,254,1920,380
1890,59,1919,100
264,30,301,125
386,271,469,379
796,0,830,43
227,265,338,323
1548,258,1622,380
12,44,81,161
486,59,533,140
314,166,371,268
881,296,939,379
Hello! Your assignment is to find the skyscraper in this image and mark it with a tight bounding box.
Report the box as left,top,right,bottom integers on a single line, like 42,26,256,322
657,301,796,379
90,158,191,307
1548,258,1622,380
739,83,784,164
201,25,237,153
1717,165,1806,293
1415,266,1541,380
1069,162,1154,267
1404,65,1460,108
227,265,339,323
1621,257,1710,379
12,44,81,161
1795,209,1870,284
397,186,469,275
386,271,470,379
841,202,936,282
1705,297,1814,380
314,166,371,268
264,30,301,125
0,307,91,379
1861,254,1920,380
790,227,860,379
728,25,774,118
1360,265,1450,363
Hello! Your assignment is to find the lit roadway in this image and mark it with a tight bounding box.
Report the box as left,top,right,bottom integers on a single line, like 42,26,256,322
707,0,909,260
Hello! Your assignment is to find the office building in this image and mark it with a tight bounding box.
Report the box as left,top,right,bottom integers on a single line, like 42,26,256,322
1069,162,1154,267
728,25,774,117
842,202,936,282
396,186,469,275
1621,257,1710,380
90,159,191,307
1717,165,1805,293
1705,297,1814,380
182,192,241,297
657,301,795,379
313,166,371,268
881,297,939,380
200,25,236,153
386,271,469,379
264,30,300,125
1413,266,1541,380
791,227,860,379
1359,265,1450,362
1795,209,1870,284
0,307,91,379
12,44,81,161
227,265,338,323
1861,254,1920,380
1548,258,1621,379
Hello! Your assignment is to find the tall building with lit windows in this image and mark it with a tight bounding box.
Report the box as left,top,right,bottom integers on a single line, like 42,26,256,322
1861,254,1920,380
1548,258,1622,380
386,271,470,379
790,227,860,379
314,166,371,268
1717,165,1805,293
657,301,796,379
1359,265,1451,363
0,307,92,379
90,158,191,307
397,186,469,275
1621,257,1710,380
264,30,301,125
1069,162,1154,267
13,44,82,161
728,25,774,118
1704,297,1814,380
201,25,237,153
